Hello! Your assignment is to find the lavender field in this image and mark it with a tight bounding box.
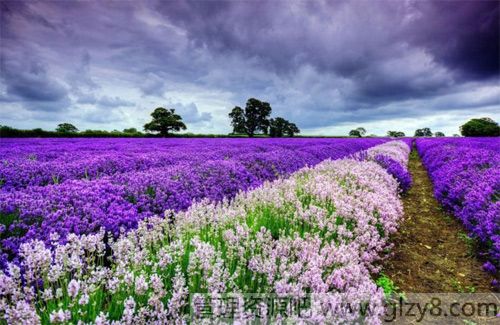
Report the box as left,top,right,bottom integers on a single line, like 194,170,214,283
0,138,395,262
0,138,417,323
417,138,500,283
1,0,499,322
2,136,500,324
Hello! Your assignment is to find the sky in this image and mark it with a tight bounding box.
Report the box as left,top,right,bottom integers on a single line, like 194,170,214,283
1,0,499,136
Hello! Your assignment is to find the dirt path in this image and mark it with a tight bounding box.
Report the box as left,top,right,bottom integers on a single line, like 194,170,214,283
382,149,495,293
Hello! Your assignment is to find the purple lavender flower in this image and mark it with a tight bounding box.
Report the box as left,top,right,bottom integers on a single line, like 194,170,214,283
373,154,413,193
0,138,390,264
417,137,500,281
483,261,497,274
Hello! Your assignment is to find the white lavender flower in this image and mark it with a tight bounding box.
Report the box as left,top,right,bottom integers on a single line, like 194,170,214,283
67,279,80,299
49,308,71,323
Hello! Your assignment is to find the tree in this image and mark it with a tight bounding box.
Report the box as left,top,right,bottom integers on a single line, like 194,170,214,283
348,127,366,137
123,128,138,133
244,98,272,137
355,127,367,137
349,129,362,137
228,98,299,137
414,128,432,137
460,118,499,137
143,107,187,136
285,122,300,137
269,117,288,137
387,131,405,137
434,131,445,137
269,117,301,137
56,123,78,133
228,106,246,134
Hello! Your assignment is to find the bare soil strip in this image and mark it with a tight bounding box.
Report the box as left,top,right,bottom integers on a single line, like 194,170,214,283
382,149,495,293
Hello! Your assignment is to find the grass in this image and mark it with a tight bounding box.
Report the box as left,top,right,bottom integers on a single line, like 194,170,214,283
450,278,476,293
457,232,477,257
375,273,406,299
0,212,27,241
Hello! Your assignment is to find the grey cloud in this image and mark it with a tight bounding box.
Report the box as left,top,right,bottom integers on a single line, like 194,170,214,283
97,96,135,108
140,73,167,97
0,52,71,112
80,108,126,124
2,59,67,104
0,0,498,133
408,1,499,79
75,94,134,108
170,102,212,123
76,93,98,105
156,0,499,81
67,51,100,94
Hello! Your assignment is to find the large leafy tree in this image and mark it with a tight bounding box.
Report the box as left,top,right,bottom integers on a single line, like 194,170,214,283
269,117,300,137
285,122,300,137
269,117,288,137
460,118,499,137
414,128,433,137
349,127,367,137
228,98,299,137
144,107,187,136
244,98,272,137
349,129,362,137
56,123,78,133
228,98,272,137
355,127,366,136
434,131,445,137
228,106,246,134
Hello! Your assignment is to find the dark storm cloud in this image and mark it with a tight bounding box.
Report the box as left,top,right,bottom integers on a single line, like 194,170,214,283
1,57,66,102
1,55,70,110
0,1,56,33
408,0,500,79
0,0,498,132
155,0,498,95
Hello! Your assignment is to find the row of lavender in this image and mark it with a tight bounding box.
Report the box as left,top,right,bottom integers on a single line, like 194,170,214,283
416,138,499,282
1,138,388,190
0,138,392,266
1,138,418,192
1,141,411,324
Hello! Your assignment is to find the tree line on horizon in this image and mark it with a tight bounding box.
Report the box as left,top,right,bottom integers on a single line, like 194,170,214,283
348,117,499,138
1,106,498,138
